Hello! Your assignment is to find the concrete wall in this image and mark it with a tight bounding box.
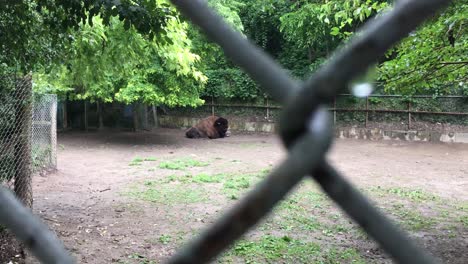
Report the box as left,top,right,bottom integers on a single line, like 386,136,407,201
159,116,277,133
159,116,468,144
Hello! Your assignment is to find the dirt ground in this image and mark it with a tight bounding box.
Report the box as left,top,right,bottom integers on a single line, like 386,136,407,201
19,129,468,263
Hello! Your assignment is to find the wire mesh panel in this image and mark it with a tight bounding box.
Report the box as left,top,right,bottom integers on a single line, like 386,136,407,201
32,94,58,176
0,73,33,261
0,74,33,207
0,74,58,262
0,0,452,263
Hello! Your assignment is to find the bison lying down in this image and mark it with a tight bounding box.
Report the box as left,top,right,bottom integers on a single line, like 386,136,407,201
185,116,229,139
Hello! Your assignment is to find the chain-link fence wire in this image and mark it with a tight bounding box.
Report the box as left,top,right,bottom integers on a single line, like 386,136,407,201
0,73,33,207
0,72,60,262
0,0,451,263
32,94,58,175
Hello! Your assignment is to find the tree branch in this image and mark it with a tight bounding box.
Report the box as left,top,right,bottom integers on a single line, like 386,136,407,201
438,61,468,65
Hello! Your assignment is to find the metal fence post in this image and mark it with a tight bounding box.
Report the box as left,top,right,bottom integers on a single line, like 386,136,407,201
50,96,57,169
211,96,214,116
407,101,412,130
365,96,369,128
266,97,270,119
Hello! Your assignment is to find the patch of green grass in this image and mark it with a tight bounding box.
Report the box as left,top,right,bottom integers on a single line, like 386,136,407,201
391,204,435,231
119,253,156,264
132,157,144,163
158,234,172,245
268,191,328,232
459,215,468,227
192,173,224,183
260,167,271,175
126,181,207,204
129,156,157,166
224,235,321,263
223,176,251,199
158,158,209,170
129,157,145,166
162,173,226,184
370,186,438,202
222,235,366,263
321,247,367,264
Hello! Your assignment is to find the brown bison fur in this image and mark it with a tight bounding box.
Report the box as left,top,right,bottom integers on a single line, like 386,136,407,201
186,116,229,139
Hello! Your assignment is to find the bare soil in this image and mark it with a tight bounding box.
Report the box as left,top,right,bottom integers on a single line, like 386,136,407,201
14,129,468,263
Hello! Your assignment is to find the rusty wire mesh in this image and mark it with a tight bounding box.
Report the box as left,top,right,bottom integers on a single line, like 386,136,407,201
0,0,451,263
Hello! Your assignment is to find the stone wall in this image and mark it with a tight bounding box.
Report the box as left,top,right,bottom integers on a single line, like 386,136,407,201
159,115,468,144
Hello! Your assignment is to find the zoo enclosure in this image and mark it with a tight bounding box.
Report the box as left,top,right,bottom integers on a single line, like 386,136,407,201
0,0,452,263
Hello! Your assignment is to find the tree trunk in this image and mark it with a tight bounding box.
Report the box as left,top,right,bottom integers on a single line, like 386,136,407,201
97,101,104,130
84,101,88,132
133,104,139,132
152,105,158,128
308,46,313,63
142,104,148,130
14,75,33,209
62,99,68,129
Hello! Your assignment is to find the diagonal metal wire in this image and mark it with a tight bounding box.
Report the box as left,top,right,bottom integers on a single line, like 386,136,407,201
167,0,450,263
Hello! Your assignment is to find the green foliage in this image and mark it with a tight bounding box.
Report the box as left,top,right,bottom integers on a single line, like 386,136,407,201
38,15,206,107
379,1,468,95
1,0,173,74
4,0,467,110
279,1,388,58
202,68,259,99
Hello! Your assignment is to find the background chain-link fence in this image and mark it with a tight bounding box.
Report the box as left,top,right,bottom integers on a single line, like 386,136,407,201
0,0,451,263
0,72,57,261
32,94,57,176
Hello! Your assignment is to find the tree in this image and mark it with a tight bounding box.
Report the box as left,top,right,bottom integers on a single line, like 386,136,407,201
1,0,174,75
379,1,468,95
36,15,207,107
279,0,389,62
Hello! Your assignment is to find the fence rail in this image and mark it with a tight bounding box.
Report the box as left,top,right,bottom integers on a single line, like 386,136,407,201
203,94,468,130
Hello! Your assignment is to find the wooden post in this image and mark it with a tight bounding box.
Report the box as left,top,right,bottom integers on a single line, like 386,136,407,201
266,98,270,119
133,103,139,132
142,104,148,130
14,75,33,208
50,96,57,169
211,96,215,116
365,96,369,128
333,97,336,125
152,105,158,128
84,101,88,132
62,99,68,129
408,101,411,130
97,101,104,130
